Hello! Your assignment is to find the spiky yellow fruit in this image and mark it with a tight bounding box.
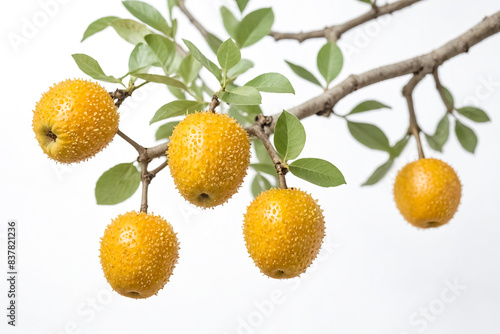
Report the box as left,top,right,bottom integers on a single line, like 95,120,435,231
32,79,119,163
99,211,179,299
243,188,325,279
167,111,251,208
393,158,462,228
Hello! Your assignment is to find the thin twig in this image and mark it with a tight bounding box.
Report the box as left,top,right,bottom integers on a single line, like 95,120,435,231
150,158,169,177
208,94,220,113
432,69,454,113
403,72,427,159
116,129,145,154
139,161,152,213
178,0,210,39
269,0,423,43
247,116,288,189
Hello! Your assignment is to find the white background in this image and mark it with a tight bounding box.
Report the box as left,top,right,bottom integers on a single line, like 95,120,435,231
1,0,500,333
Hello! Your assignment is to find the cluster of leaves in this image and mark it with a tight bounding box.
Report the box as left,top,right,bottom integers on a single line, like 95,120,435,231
424,87,489,154
251,111,346,196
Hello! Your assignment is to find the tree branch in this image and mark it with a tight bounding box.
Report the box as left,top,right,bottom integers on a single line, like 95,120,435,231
269,0,423,43
116,129,145,154
178,0,210,39
247,116,288,189
139,160,152,213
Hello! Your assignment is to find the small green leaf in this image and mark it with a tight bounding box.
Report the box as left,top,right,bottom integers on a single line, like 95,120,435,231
425,114,449,152
81,16,120,42
251,173,273,198
72,54,122,84
456,107,490,123
289,158,346,187
183,39,222,81
156,121,180,140
111,19,153,44
206,33,223,54
179,54,202,84
442,86,454,108
347,121,391,152
317,42,343,85
128,43,158,73
144,34,175,73
235,8,274,48
221,6,239,39
227,59,254,79
217,38,241,71
168,86,186,100
348,100,391,115
274,110,306,161
390,135,410,158
253,138,273,165
228,105,262,127
245,73,295,94
134,73,188,90
236,0,250,12
150,100,207,124
219,86,262,105
95,163,141,205
358,0,371,3
285,61,322,87
122,1,170,35
167,0,178,19
455,119,477,153
362,159,394,186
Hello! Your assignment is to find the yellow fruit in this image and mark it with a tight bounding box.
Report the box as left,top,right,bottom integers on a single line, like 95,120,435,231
243,188,325,279
99,211,179,299
168,111,251,208
33,79,119,163
393,158,462,228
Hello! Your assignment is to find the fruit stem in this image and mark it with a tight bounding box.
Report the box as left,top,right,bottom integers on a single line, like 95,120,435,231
208,94,220,113
403,72,426,160
247,117,289,189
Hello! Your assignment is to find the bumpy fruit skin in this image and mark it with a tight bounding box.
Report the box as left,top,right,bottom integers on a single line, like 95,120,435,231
99,211,179,299
32,79,119,163
168,111,251,208
243,188,325,279
393,158,462,228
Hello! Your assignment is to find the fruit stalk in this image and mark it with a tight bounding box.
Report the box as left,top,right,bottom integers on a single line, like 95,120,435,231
403,72,426,160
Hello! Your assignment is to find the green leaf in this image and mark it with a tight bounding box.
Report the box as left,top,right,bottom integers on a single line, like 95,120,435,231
245,73,295,94
168,86,186,100
122,1,170,35
217,38,241,71
144,34,175,73
128,43,158,73
274,110,306,161
150,100,207,124
235,8,274,48
362,159,394,186
71,54,122,84
289,158,346,187
456,107,490,123
253,138,273,165
317,42,343,85
81,16,120,42
390,135,410,158
285,61,322,87
179,54,202,84
358,0,371,3
111,19,153,44
236,0,250,12
425,114,449,152
442,86,454,108
156,121,180,140
219,86,261,105
348,100,391,115
183,39,222,81
206,33,223,54
95,163,141,205
455,119,477,153
251,173,273,198
134,73,188,91
221,6,239,39
250,163,277,179
228,105,262,127
227,59,254,79
167,0,178,19
347,121,391,152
